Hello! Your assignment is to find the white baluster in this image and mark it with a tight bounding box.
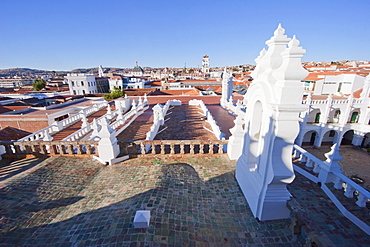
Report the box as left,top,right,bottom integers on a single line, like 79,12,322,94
301,155,307,163
333,176,343,189
313,163,321,173
306,158,313,168
356,193,368,207
344,184,355,198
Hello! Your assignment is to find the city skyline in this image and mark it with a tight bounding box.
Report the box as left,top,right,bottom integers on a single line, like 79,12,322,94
1,0,369,71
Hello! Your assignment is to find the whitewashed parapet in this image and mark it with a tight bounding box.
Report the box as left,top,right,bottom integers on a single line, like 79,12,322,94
18,100,108,142
293,145,370,205
18,126,56,142
303,97,363,107
219,97,246,119
64,99,145,142
63,124,93,141
105,97,149,138
292,144,370,234
145,100,182,142
189,99,225,140
332,172,370,207
113,105,149,137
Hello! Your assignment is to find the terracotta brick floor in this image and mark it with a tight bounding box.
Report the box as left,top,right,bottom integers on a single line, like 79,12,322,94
0,155,369,246
206,104,236,139
155,105,216,140
116,106,154,141
0,155,300,246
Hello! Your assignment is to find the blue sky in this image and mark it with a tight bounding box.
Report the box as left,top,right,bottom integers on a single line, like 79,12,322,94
1,0,369,71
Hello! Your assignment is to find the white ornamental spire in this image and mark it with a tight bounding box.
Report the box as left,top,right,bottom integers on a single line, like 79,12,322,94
98,65,104,77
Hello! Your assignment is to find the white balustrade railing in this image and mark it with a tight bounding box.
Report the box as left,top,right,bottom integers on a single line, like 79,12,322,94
145,100,181,142
114,104,149,137
63,124,93,142
302,98,363,107
293,145,370,205
292,144,370,235
332,172,370,207
353,98,363,104
332,99,349,105
63,102,123,141
17,127,55,142
309,99,327,105
18,100,108,142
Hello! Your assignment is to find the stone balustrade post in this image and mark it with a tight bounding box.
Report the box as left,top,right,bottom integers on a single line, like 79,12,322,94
143,93,148,105
90,119,100,140
227,115,244,160
356,193,368,207
318,143,343,183
344,184,355,198
94,116,126,165
333,176,343,189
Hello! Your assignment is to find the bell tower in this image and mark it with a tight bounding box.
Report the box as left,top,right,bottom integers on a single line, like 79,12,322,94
201,55,210,74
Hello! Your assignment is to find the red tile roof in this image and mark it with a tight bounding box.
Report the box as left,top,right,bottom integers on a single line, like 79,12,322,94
353,89,363,98
0,126,31,141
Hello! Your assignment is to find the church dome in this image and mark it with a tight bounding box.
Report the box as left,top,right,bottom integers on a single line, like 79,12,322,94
133,65,144,74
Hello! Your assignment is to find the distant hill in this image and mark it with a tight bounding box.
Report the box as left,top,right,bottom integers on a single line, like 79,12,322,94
0,68,67,77
71,67,127,74
0,67,130,77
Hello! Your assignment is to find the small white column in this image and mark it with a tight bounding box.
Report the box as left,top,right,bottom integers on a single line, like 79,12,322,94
106,104,113,120
153,104,164,125
94,117,127,165
43,131,53,141
220,67,233,108
51,120,63,132
81,114,88,128
339,94,353,126
227,115,244,160
143,93,148,105
90,119,100,140
318,143,343,183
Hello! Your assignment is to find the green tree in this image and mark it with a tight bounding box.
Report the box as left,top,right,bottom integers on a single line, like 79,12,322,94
104,86,125,99
32,79,46,91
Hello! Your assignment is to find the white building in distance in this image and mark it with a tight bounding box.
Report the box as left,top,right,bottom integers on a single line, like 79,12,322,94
202,55,210,74
66,73,109,95
312,74,365,95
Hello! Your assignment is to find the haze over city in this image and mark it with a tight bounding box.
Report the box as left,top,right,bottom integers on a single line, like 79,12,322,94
1,0,370,71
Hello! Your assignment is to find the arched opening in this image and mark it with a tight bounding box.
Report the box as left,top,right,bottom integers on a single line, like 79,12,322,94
341,130,354,145
322,130,338,145
307,109,320,123
333,109,341,123
302,131,318,146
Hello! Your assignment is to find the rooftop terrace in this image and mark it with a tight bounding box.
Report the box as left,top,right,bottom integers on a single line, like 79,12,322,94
0,154,368,246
